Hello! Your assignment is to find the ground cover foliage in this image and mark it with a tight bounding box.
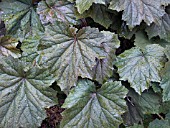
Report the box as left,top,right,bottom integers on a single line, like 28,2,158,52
0,0,170,128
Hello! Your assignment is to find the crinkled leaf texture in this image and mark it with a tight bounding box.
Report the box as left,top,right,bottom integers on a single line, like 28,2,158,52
71,0,106,14
146,13,170,42
0,0,44,38
20,35,43,65
109,0,169,28
160,46,170,102
92,31,120,84
160,61,170,101
61,79,128,128
115,44,165,94
21,37,40,64
37,0,79,25
0,36,20,58
38,21,115,93
0,56,57,128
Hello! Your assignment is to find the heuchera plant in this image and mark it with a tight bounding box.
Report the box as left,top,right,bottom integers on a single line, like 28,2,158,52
0,0,170,128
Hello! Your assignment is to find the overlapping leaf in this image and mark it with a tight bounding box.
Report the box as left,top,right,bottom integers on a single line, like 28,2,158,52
160,61,170,101
69,0,106,14
61,79,128,128
109,0,169,28
135,31,169,48
21,37,40,64
115,44,165,94
159,101,170,114
37,0,79,25
122,98,143,126
0,0,44,38
146,13,170,42
76,4,112,28
38,21,115,93
128,124,144,128
148,119,170,128
0,56,57,128
20,33,44,64
159,46,170,102
0,36,20,58
128,89,162,114
92,31,120,84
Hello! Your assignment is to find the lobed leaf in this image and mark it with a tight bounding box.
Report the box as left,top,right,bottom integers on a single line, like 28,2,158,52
72,0,106,14
61,79,128,128
92,31,120,84
37,0,79,25
0,56,57,128
38,21,115,93
146,13,170,42
116,44,165,94
0,0,44,38
109,0,169,28
76,4,112,28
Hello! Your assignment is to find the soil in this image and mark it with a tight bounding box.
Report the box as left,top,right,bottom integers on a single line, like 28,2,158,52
41,105,65,128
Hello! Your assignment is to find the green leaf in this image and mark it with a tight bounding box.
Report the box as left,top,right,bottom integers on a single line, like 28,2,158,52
146,13,170,42
159,101,170,114
109,0,169,29
73,0,106,14
115,44,165,94
61,79,128,128
76,4,112,28
148,119,170,128
0,56,57,128
166,112,170,122
38,22,114,93
122,98,143,126
37,0,79,25
128,89,162,114
20,36,42,65
160,61,170,101
0,36,21,58
165,45,170,59
151,82,162,93
0,0,44,38
92,31,120,84
109,13,139,39
135,31,169,48
20,30,45,65
127,124,144,128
